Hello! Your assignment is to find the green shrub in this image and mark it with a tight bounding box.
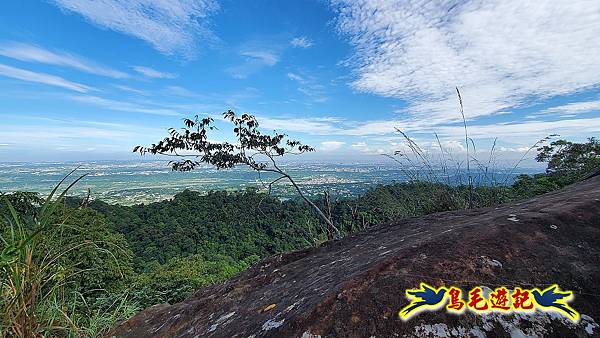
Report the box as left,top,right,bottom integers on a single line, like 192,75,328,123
0,172,136,337
131,253,259,307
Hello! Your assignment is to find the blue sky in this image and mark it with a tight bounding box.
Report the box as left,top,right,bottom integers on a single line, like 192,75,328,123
1,0,599,164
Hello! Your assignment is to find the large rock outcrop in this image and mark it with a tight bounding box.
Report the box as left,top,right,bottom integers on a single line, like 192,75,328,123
109,176,600,337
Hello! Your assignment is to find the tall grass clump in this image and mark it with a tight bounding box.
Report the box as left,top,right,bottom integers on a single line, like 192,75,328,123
383,88,553,212
0,169,137,337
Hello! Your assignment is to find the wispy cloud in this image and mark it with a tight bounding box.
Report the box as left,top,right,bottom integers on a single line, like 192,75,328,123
332,0,600,124
244,111,600,149
0,41,128,78
0,63,91,92
290,36,313,49
541,99,600,115
0,118,165,155
132,66,177,79
257,115,341,134
287,73,304,82
228,49,280,79
68,94,181,116
113,84,149,96
0,125,131,144
350,142,385,155
286,71,328,102
434,117,600,143
50,0,219,58
240,50,279,66
163,85,197,97
320,140,345,151
337,116,600,144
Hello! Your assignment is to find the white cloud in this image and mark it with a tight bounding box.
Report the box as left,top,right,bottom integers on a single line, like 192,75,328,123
68,94,181,116
350,141,386,155
497,146,531,153
240,50,279,66
163,85,197,97
290,37,313,48
50,0,219,57
332,0,600,123
286,72,304,82
0,118,165,156
243,111,600,149
228,49,280,79
113,84,148,96
257,115,340,134
437,140,466,152
286,71,328,102
433,117,600,144
1,126,129,144
341,115,600,147
542,99,600,115
0,63,91,92
132,66,177,79
320,141,345,151
343,120,397,136
0,42,128,78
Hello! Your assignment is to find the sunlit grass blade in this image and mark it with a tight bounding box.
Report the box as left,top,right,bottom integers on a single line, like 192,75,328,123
38,165,81,218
